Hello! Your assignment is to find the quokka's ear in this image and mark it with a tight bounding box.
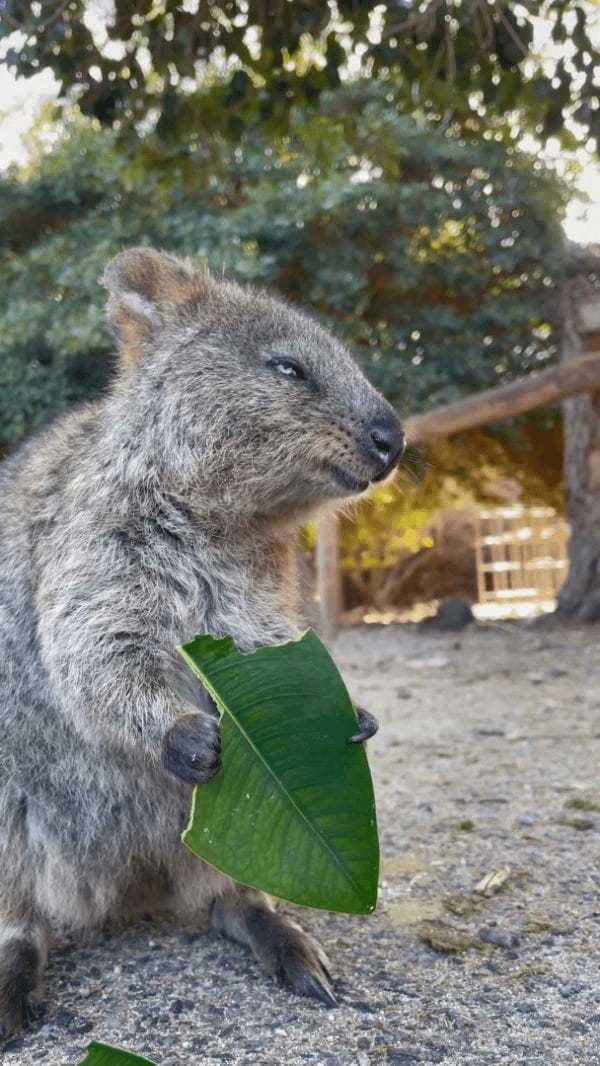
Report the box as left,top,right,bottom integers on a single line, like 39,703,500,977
101,247,211,371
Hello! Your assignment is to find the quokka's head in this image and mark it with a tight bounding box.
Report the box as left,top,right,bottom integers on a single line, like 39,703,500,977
102,247,404,519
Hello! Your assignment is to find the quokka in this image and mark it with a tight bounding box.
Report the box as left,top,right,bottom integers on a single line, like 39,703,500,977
0,247,404,1034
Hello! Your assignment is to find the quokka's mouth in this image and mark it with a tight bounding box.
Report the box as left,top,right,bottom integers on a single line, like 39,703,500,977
371,462,398,483
324,461,370,495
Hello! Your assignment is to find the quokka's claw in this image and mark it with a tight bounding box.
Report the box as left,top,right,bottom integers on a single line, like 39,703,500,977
213,894,338,1008
285,961,337,1008
272,928,337,1008
347,706,379,744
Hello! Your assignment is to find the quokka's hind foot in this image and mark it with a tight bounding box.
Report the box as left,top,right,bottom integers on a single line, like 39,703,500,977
212,890,337,1007
0,932,46,1041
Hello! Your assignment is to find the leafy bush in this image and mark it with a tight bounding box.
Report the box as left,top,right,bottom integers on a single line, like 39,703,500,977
0,86,567,452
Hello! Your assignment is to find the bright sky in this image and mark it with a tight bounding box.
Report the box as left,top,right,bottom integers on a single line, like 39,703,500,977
0,37,598,245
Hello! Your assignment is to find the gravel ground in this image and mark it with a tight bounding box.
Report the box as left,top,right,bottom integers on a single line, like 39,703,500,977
4,620,600,1066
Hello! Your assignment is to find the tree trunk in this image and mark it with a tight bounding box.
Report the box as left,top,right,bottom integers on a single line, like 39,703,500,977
556,283,600,621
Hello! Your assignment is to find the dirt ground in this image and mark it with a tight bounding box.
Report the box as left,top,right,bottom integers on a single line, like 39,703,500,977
4,619,600,1066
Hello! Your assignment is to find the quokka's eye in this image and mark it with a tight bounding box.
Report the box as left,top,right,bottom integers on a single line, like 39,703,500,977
269,358,308,382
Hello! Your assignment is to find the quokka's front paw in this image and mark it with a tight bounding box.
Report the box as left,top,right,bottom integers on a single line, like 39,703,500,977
162,712,221,784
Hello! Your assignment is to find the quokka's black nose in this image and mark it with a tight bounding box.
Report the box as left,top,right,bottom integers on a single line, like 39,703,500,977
364,414,405,479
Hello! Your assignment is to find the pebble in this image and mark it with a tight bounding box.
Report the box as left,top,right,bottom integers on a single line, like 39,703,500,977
559,981,586,998
52,1007,77,1030
169,997,194,1014
74,1020,94,1034
406,655,449,669
477,926,520,949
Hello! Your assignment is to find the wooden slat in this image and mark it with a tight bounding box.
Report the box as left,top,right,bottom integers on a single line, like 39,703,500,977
474,506,568,605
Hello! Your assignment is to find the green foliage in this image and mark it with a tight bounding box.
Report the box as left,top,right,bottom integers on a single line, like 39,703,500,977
2,1,597,150
179,631,379,914
341,482,438,576
0,93,568,449
77,1043,156,1066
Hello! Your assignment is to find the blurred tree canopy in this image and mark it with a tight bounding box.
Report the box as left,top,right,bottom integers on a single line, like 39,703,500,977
1,2,593,611
2,1,598,152
0,85,568,449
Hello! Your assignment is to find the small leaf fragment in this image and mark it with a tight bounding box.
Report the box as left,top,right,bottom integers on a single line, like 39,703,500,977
77,1043,157,1066
474,866,511,896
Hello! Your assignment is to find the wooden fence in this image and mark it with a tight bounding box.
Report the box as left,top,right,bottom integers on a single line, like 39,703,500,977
474,506,568,608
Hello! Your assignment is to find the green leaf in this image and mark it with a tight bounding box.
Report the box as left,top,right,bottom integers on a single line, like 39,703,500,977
77,1043,157,1066
178,630,379,914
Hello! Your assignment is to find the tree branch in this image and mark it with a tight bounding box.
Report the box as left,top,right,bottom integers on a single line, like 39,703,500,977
383,0,441,41
6,0,72,35
405,351,600,445
497,9,529,58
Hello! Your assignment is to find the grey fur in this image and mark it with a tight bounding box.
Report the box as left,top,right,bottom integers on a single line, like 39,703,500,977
0,248,403,1035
